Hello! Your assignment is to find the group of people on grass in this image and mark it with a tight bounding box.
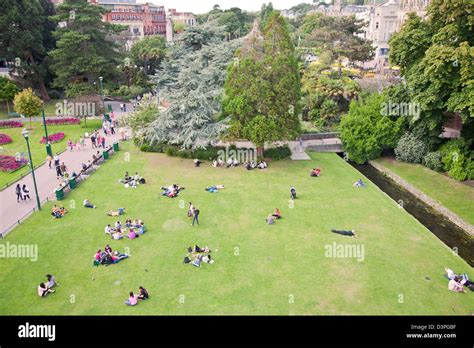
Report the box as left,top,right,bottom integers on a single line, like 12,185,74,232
124,286,149,306
15,184,31,203
104,218,146,240
93,245,129,266
445,267,473,293
37,274,57,297
119,172,145,188
51,205,68,219
183,245,214,267
161,184,184,198
245,160,268,170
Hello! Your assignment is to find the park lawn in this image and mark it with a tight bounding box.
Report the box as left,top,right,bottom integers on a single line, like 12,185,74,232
0,100,61,119
0,119,102,188
0,143,472,315
374,157,474,226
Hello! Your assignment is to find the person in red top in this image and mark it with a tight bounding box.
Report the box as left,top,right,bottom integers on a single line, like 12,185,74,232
310,168,321,177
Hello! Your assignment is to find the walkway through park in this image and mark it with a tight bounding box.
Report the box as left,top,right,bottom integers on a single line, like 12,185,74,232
0,102,131,236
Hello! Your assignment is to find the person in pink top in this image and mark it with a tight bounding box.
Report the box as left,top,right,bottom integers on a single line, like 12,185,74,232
125,291,138,306
127,229,139,240
38,283,55,297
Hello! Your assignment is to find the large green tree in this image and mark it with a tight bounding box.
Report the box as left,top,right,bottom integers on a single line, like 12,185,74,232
389,1,474,141
129,35,167,76
13,88,43,130
49,0,124,97
340,93,405,164
0,77,19,115
223,13,301,156
0,0,56,101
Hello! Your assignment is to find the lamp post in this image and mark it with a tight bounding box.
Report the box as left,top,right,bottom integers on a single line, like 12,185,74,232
22,128,41,211
99,76,104,108
42,109,52,157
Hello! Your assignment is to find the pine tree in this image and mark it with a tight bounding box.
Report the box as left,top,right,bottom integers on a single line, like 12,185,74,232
143,22,243,149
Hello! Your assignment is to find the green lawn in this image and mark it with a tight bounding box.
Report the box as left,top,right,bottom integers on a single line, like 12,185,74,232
0,119,102,188
0,100,61,119
375,157,474,226
0,144,472,315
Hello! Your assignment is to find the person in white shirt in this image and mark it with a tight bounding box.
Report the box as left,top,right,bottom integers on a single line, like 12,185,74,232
104,224,113,234
448,277,465,293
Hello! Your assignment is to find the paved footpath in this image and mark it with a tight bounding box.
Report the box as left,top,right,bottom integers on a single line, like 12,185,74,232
0,102,131,236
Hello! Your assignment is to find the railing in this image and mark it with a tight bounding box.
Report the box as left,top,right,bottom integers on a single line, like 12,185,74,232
0,197,50,239
300,132,341,141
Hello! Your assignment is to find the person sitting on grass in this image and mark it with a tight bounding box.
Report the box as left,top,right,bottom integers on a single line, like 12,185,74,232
445,268,473,290
266,214,275,225
258,160,268,169
194,159,202,167
138,222,147,235
126,229,139,240
448,276,467,293
353,179,367,188
331,229,357,238
104,224,114,235
310,168,321,177
272,208,282,219
83,199,96,209
137,286,149,300
51,205,62,219
125,291,139,306
115,221,122,231
201,254,214,264
111,230,124,240
59,206,68,216
290,187,297,200
38,283,55,297
245,162,252,170
105,244,112,255
194,245,210,253
46,274,57,289
192,255,203,267
125,219,132,228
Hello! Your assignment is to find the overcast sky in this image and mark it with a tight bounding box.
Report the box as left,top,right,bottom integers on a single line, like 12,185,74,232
150,0,315,14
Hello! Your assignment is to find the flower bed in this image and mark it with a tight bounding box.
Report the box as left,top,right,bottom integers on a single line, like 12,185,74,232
0,155,27,172
0,120,23,129
41,132,65,144
45,117,80,126
0,134,13,145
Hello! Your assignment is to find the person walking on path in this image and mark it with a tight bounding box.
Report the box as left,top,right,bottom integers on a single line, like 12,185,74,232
53,155,60,168
192,208,200,226
15,184,23,202
60,162,67,176
22,184,30,201
101,136,106,149
91,133,97,148
46,155,53,169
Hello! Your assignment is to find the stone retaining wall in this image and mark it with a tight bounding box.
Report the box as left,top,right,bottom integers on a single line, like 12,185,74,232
369,160,474,236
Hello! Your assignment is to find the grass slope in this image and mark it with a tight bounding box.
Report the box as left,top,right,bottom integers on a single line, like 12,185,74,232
375,158,474,226
0,144,472,315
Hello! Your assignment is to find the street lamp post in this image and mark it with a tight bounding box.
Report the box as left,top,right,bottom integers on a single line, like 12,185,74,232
42,109,52,157
22,129,41,211
98,76,104,108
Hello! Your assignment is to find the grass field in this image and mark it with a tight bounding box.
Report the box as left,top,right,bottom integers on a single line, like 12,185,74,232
0,143,472,315
375,157,474,226
0,100,61,120
0,119,102,188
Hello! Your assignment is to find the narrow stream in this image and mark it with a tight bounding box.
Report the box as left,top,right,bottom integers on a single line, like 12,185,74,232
344,157,474,266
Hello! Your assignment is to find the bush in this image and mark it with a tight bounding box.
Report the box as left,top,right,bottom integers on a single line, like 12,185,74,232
263,145,291,160
446,153,468,181
422,151,443,172
439,138,471,171
0,120,23,128
0,134,13,145
395,132,428,163
48,90,63,100
0,155,27,172
45,117,80,126
40,132,65,144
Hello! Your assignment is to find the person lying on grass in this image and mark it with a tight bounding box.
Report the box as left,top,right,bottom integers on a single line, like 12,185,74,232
94,249,129,266
83,199,96,209
107,207,125,216
310,168,321,177
161,184,184,198
38,283,55,297
244,161,257,170
448,276,467,293
205,185,225,193
46,274,57,289
353,179,367,188
212,158,225,167
331,229,357,238
266,214,275,225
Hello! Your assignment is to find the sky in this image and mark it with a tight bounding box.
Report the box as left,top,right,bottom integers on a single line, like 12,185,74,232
149,0,316,14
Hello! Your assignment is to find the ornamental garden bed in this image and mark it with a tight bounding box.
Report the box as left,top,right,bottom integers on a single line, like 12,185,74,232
0,155,28,172
0,134,13,145
40,132,65,144
0,120,24,129
45,117,80,126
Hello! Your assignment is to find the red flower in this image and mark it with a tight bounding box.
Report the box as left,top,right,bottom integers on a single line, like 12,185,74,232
45,117,80,126
40,132,65,144
0,120,23,129
0,155,27,172
0,134,13,145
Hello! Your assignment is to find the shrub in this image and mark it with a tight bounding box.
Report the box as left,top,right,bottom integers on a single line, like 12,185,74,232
0,155,27,172
439,138,471,171
263,145,291,160
446,153,468,181
0,120,23,128
0,134,13,145
40,132,65,144
395,132,428,163
48,90,63,100
422,151,443,172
